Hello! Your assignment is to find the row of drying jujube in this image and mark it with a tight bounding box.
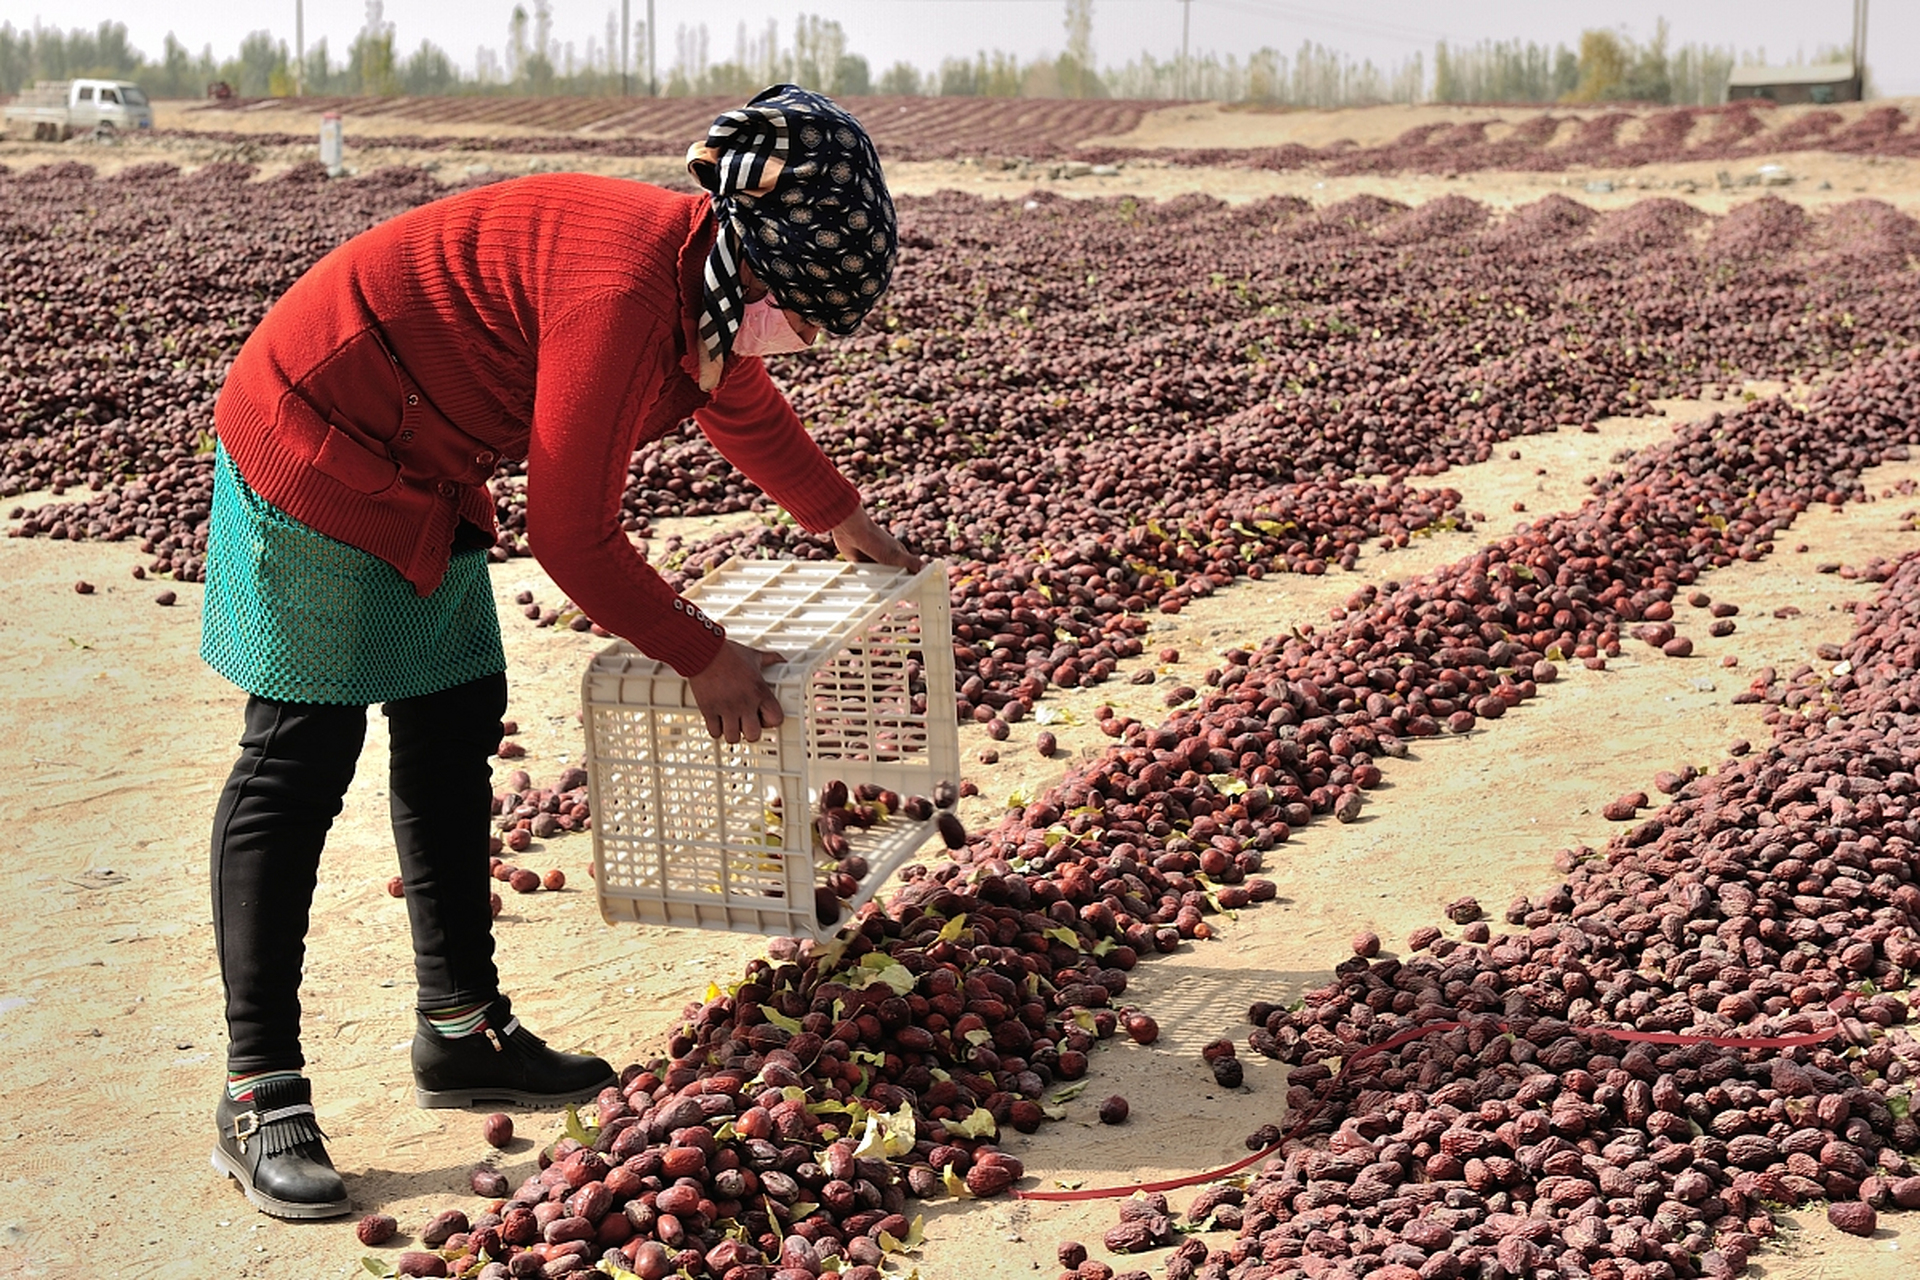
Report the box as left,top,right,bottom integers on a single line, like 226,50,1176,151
369,320,1920,1276
1101,103,1920,179
1155,572,1920,1280
167,99,1920,173
517,469,1471,723
12,179,1920,617
175,93,1155,164
1064,361,1920,1278
505,190,1920,715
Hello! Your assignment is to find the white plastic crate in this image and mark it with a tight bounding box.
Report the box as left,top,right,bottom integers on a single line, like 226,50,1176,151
584,558,958,939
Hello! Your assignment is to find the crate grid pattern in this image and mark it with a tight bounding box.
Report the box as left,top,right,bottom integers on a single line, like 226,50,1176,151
585,559,956,938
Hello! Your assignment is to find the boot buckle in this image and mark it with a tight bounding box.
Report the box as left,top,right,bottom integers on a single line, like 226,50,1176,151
231,1109,260,1151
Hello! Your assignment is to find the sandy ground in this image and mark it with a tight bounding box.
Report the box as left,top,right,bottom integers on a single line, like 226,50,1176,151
3,113,1919,1278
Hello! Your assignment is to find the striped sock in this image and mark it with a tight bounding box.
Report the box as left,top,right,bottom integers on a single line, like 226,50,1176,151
424,1001,492,1039
227,1069,303,1102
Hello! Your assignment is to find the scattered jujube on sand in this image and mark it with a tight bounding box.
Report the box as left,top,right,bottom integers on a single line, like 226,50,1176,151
467,1165,507,1198
935,811,967,849
1828,1201,1877,1237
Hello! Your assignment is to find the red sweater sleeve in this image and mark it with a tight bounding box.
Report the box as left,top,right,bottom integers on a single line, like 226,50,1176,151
524,294,726,677
697,357,861,534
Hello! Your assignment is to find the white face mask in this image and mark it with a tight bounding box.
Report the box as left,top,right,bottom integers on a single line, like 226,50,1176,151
731,296,817,358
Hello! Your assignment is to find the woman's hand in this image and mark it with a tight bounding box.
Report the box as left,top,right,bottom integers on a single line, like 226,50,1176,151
831,506,923,572
687,640,787,743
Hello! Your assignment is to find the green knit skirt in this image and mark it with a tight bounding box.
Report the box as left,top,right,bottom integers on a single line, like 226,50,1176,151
200,444,506,706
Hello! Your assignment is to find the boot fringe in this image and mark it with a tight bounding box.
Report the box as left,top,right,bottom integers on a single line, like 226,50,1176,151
256,1110,328,1159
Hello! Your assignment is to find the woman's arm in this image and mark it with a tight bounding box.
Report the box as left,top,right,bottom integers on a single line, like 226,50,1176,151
829,505,923,571
694,357,861,534
696,358,919,570
523,295,727,677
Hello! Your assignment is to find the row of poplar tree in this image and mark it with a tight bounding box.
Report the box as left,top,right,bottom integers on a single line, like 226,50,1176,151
0,9,1844,108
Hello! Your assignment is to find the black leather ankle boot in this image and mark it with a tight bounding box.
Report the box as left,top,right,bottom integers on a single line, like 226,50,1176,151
412,999,615,1108
210,1076,351,1219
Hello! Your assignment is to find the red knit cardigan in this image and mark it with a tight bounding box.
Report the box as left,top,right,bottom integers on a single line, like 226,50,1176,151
214,174,861,677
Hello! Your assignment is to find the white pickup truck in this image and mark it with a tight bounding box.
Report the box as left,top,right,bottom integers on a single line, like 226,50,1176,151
3,79,154,141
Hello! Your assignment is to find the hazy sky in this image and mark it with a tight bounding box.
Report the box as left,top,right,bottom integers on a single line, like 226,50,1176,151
6,1,1915,95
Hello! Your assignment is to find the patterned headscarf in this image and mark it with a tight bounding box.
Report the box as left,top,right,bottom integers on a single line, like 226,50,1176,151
687,84,896,365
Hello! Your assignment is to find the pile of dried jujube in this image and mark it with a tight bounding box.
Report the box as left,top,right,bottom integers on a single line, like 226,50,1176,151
491,765,593,848
371,330,1920,1279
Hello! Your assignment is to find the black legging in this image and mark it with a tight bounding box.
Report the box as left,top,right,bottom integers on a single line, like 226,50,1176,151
211,671,509,1074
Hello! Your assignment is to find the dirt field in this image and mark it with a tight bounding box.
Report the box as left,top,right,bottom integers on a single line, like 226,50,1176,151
6,97,1920,214
2,103,1918,1280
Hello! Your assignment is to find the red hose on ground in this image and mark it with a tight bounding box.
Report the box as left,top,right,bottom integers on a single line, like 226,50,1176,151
1013,1015,1844,1203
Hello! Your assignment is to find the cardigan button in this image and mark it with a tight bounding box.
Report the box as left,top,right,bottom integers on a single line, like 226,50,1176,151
437,481,456,497
475,450,495,467
399,429,415,443
407,394,420,406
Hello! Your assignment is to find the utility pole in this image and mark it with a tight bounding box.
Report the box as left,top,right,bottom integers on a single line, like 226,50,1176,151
1853,0,1869,100
1178,0,1191,100
622,0,630,94
647,0,657,95
295,0,305,95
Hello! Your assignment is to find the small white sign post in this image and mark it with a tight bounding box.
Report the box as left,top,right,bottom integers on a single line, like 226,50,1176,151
319,112,344,177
